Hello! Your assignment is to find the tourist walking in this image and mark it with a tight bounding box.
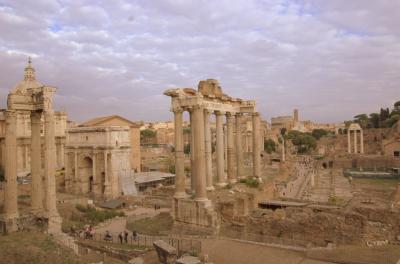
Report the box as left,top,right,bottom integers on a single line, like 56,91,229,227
124,230,128,243
118,232,123,244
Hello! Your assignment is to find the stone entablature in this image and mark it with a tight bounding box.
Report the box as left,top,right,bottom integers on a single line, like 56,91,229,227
66,126,130,149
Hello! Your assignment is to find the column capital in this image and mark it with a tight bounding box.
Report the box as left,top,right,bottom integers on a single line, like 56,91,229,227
5,110,17,119
204,108,213,115
226,112,234,118
252,112,260,117
215,110,225,116
235,112,243,117
172,107,184,114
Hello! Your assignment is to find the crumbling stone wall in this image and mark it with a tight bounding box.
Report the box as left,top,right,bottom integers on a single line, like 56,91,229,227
221,206,400,247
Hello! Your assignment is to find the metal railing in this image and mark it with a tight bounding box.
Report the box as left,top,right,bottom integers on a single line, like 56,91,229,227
220,227,310,248
81,232,201,256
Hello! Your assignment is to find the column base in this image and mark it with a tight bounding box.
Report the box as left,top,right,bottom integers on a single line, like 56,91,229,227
228,179,237,184
194,197,209,203
174,192,188,199
206,186,215,191
0,214,19,233
215,182,227,187
46,211,62,234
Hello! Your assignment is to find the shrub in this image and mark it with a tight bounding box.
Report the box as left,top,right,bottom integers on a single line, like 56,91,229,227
239,178,259,188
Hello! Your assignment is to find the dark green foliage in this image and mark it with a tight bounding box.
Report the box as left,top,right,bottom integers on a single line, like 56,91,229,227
264,139,276,154
140,129,156,139
239,178,260,188
74,204,124,225
169,164,175,174
349,101,400,129
311,129,331,140
287,130,317,153
184,143,191,154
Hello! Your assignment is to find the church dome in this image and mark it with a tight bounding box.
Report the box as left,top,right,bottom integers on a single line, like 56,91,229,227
11,57,43,94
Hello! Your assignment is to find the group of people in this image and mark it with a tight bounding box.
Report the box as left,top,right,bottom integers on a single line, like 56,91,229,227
103,230,138,243
70,224,95,239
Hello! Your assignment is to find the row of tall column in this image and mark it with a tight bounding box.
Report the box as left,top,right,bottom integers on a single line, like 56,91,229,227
2,110,59,231
173,107,261,201
347,129,364,154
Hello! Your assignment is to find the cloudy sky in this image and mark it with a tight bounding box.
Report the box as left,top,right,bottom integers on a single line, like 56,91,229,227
0,0,399,123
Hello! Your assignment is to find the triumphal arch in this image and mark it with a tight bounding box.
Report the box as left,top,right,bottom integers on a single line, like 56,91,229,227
0,58,61,233
164,79,261,231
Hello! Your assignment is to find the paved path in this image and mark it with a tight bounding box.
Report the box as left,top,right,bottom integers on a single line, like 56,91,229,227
202,238,334,264
94,207,169,235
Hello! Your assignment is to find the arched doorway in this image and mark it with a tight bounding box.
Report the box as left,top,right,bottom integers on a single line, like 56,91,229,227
80,156,93,194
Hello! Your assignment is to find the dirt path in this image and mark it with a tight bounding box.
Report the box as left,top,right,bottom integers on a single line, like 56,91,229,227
201,238,334,264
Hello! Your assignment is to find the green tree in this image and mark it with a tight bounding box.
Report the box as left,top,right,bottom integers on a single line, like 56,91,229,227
140,129,156,139
184,143,191,154
311,129,329,140
369,113,380,128
353,114,370,128
264,139,276,154
287,131,317,154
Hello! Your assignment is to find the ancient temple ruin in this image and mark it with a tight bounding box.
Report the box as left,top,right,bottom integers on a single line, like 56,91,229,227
164,79,261,230
0,58,61,233
347,123,364,154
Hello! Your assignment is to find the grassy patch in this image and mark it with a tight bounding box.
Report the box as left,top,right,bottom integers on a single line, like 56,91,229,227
239,178,260,188
353,178,399,189
75,204,125,224
61,205,124,233
126,212,173,236
0,231,82,264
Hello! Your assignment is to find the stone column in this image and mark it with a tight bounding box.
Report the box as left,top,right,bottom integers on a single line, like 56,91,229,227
347,129,351,153
43,111,61,233
192,106,208,202
204,109,214,190
252,112,261,178
281,137,286,162
103,150,111,198
74,149,79,194
354,130,358,154
24,144,29,170
189,109,196,193
174,108,186,198
235,113,244,179
224,126,228,174
92,150,97,195
360,130,364,154
60,143,65,167
215,111,226,186
31,111,43,212
226,112,236,183
3,111,19,231
64,151,71,192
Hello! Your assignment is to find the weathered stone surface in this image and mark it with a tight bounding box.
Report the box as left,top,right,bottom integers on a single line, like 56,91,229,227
153,240,177,264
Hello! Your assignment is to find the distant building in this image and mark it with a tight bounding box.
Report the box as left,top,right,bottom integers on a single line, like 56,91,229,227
79,115,141,172
64,126,131,199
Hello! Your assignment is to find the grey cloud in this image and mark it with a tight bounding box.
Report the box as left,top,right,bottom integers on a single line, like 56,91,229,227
0,0,399,124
